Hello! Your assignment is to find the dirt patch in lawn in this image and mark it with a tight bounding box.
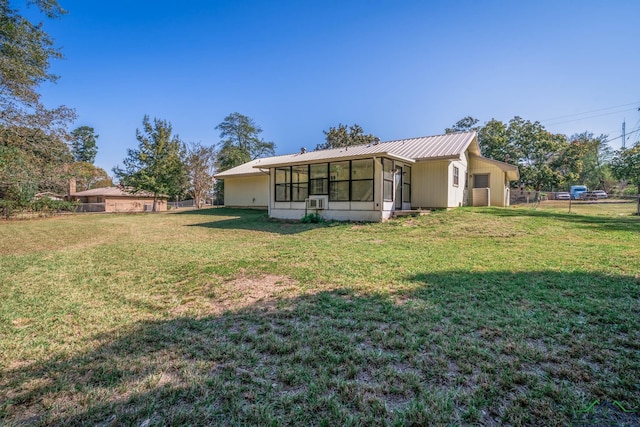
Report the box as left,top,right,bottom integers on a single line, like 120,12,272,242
171,275,300,317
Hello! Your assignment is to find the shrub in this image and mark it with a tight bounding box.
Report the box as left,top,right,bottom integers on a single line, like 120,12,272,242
32,199,78,215
0,199,18,219
0,198,78,219
301,212,323,223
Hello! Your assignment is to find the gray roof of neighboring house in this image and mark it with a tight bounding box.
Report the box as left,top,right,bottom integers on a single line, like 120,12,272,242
215,131,481,178
71,187,165,198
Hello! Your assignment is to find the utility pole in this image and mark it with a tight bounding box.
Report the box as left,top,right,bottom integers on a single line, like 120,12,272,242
622,120,626,148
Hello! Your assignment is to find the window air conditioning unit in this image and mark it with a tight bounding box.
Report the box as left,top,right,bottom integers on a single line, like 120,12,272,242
306,197,325,210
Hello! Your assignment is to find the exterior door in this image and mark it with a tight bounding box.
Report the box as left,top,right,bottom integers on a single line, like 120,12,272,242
395,166,403,210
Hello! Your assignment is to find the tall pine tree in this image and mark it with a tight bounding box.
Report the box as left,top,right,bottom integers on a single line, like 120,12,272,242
113,116,187,211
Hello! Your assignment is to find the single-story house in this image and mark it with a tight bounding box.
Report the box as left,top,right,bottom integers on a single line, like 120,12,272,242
214,131,519,222
69,187,168,212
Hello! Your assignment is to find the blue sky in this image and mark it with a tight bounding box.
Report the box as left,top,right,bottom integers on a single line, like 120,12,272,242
32,0,640,174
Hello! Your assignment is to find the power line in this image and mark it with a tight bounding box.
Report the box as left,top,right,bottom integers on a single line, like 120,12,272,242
544,107,638,126
631,120,640,146
604,128,640,144
540,101,640,122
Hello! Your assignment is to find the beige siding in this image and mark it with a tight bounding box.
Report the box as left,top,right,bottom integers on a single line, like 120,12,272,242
411,160,450,208
224,175,269,208
469,159,509,207
448,153,468,208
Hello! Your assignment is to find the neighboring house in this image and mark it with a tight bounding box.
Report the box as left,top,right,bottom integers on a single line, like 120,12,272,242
214,131,518,222
69,187,168,212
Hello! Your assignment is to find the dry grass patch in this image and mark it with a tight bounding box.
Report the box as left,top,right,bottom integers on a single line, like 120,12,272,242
171,274,300,317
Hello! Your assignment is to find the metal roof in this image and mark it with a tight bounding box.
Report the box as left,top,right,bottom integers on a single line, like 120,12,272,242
214,157,286,178
215,131,479,178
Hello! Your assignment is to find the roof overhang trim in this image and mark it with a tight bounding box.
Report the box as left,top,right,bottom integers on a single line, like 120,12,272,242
413,154,461,162
252,152,415,170
214,171,268,179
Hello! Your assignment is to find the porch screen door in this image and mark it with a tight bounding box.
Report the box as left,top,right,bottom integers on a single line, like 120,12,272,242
395,166,402,209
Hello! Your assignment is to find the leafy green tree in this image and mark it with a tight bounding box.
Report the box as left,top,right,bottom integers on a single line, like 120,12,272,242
113,116,187,211
71,162,112,191
507,117,567,192
611,143,640,200
0,0,76,210
70,126,98,163
316,123,376,150
0,0,65,107
0,0,74,134
550,138,591,188
566,132,613,190
186,142,216,209
449,116,567,192
445,116,479,134
448,117,519,163
216,112,275,171
0,126,73,200
215,113,275,203
477,119,518,163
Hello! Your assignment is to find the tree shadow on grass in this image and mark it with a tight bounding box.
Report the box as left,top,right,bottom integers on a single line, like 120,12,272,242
481,207,640,233
177,207,335,235
2,271,638,426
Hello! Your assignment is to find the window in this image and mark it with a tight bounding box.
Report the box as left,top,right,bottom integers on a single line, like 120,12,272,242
351,159,374,201
474,174,489,188
383,158,394,201
292,165,309,201
453,166,459,187
309,163,328,195
274,159,376,203
275,167,291,201
403,165,411,203
329,161,350,201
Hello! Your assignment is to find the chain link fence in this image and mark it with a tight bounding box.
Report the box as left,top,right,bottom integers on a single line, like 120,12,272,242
167,200,221,210
513,194,640,216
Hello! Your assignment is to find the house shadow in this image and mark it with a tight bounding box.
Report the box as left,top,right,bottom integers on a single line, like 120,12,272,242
479,207,640,233
177,207,335,235
172,207,256,217
3,270,638,426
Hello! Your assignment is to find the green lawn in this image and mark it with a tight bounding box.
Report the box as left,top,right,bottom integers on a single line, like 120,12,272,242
1,206,639,426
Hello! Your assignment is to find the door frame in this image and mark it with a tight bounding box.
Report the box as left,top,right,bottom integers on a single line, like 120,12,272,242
394,166,403,210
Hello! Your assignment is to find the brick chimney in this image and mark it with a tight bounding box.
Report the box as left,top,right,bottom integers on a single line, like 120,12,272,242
68,177,76,198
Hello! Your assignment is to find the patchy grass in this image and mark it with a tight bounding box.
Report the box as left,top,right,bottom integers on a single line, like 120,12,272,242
1,207,639,426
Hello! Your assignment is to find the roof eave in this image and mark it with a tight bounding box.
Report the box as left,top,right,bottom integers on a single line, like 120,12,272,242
414,154,461,162
251,152,415,169
214,171,267,179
